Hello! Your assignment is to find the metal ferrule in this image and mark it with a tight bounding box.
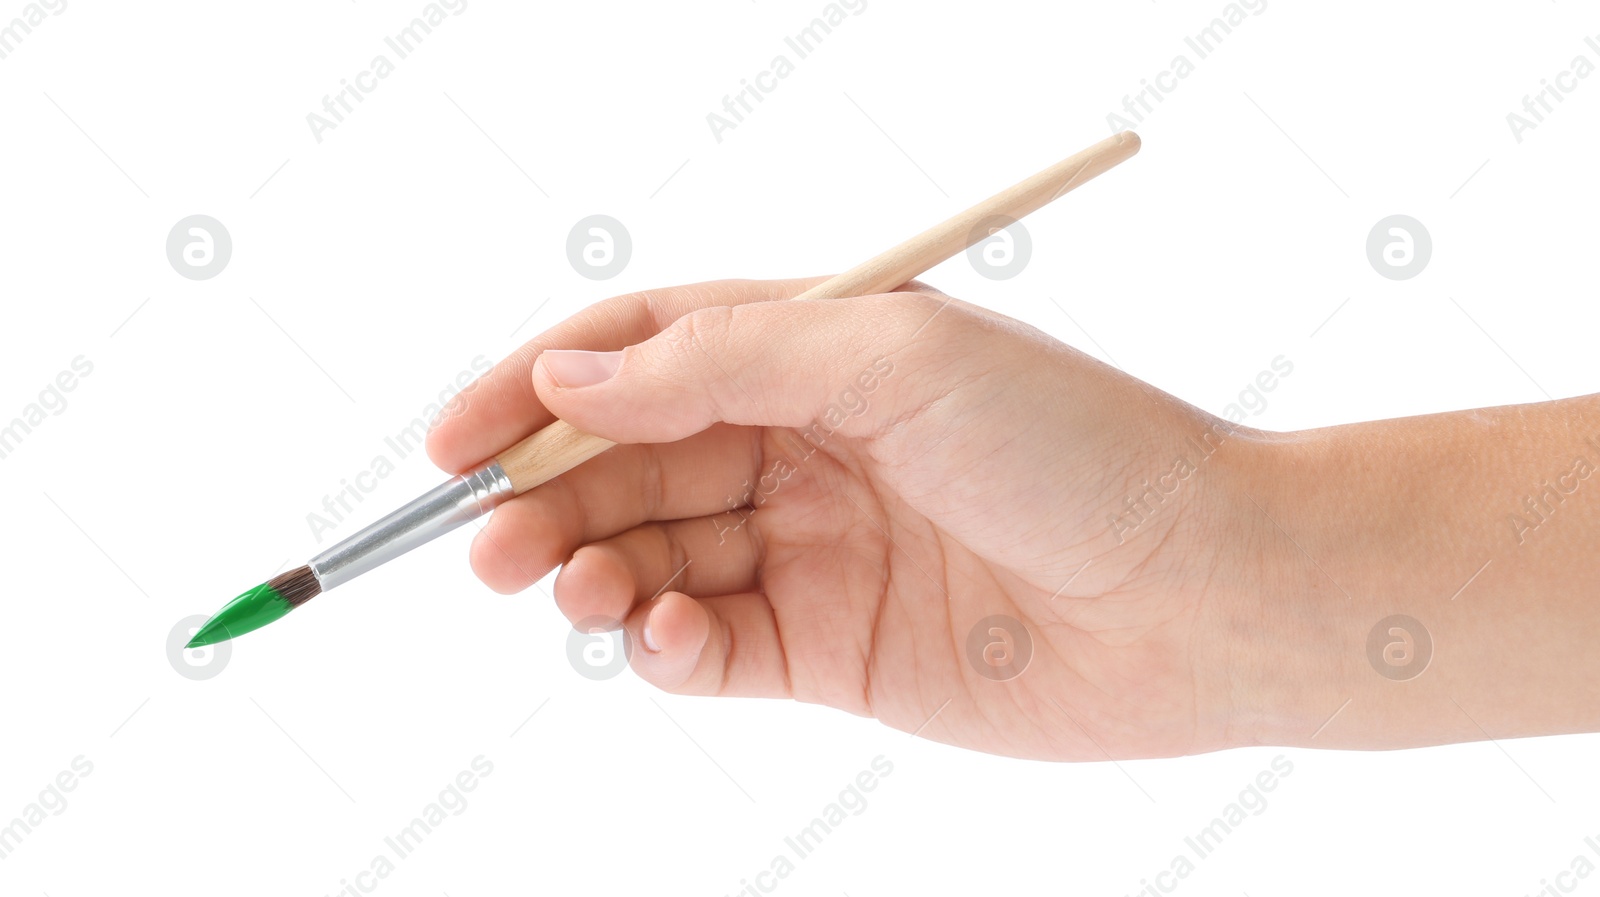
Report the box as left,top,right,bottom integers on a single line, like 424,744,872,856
309,462,515,592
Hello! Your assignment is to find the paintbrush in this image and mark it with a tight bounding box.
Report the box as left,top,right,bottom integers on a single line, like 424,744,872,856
186,130,1142,648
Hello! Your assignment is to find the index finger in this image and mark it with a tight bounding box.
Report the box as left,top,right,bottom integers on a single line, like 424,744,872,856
425,276,832,474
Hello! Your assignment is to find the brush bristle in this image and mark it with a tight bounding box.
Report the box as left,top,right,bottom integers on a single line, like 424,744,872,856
268,565,322,608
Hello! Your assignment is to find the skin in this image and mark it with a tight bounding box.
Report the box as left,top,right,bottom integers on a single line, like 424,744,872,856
425,278,1600,761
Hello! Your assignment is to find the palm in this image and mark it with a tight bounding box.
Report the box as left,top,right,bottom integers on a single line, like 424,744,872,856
746,414,1224,762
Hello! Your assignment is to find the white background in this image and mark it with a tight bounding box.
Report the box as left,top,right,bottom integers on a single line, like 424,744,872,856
3,1,1598,894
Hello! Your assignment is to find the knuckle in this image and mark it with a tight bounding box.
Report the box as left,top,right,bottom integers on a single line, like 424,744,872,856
656,305,736,371
877,290,962,344
898,278,946,297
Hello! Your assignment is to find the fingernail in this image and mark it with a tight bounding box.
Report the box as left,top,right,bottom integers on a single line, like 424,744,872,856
541,349,623,388
642,621,662,653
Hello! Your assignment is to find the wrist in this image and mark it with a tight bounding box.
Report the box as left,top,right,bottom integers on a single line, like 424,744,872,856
1224,427,1411,749
1230,403,1600,750
1191,427,1368,750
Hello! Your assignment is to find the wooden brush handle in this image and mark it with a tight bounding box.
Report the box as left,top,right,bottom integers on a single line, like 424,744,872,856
496,131,1141,494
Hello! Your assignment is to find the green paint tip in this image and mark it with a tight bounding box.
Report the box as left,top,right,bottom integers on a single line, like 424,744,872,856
187,582,294,648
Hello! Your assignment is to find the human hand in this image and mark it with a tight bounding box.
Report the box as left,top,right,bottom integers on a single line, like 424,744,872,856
426,277,1298,761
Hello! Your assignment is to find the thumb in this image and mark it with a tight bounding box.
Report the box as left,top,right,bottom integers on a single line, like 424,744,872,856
531,292,961,444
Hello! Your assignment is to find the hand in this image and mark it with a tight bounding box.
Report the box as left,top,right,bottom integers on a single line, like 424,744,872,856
427,278,1285,760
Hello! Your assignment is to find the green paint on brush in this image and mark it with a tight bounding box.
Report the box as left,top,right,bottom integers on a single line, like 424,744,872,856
186,582,294,648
